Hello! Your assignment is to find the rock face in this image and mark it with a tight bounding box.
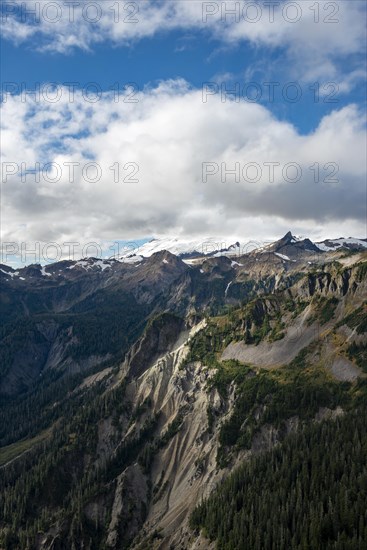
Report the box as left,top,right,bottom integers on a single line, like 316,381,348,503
125,326,222,549
106,464,148,548
221,311,319,367
124,313,185,379
81,318,229,550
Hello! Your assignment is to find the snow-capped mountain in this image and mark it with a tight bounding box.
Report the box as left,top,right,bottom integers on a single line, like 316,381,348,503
1,234,366,279
117,237,247,261
315,237,367,252
118,233,367,262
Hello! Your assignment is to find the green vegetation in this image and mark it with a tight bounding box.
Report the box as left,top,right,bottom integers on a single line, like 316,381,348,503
157,413,184,448
191,407,367,550
268,313,286,341
0,379,129,549
132,397,153,421
0,372,183,549
337,303,367,334
347,342,367,373
0,429,50,467
0,287,151,390
0,359,119,447
209,360,252,398
67,290,149,359
318,296,339,324
356,261,367,282
216,348,350,467
184,293,363,469
0,317,47,380
308,296,339,326
186,297,284,367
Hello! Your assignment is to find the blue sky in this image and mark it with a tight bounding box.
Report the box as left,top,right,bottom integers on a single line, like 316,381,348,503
2,25,365,134
1,1,366,265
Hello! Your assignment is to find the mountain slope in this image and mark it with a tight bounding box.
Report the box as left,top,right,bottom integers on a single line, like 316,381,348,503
0,236,366,549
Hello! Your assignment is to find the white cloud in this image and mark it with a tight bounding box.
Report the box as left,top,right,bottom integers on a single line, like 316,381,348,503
1,1,366,87
1,80,366,259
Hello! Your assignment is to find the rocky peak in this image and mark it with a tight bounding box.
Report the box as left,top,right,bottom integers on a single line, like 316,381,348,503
145,249,187,271
273,232,320,254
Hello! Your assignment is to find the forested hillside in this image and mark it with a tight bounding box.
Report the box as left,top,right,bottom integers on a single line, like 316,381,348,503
190,406,367,550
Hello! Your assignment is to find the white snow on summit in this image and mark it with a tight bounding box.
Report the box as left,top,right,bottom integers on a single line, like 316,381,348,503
315,238,367,251
118,237,246,260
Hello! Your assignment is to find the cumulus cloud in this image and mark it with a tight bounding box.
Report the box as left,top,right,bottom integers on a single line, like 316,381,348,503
1,79,366,260
1,1,366,87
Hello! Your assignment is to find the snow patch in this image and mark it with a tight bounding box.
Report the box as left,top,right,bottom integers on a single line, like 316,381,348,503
225,281,233,297
275,252,290,261
68,259,115,271
0,269,19,278
41,266,51,277
119,255,143,264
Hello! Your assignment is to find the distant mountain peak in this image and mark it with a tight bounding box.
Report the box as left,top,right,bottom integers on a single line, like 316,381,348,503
278,231,297,245
269,232,321,255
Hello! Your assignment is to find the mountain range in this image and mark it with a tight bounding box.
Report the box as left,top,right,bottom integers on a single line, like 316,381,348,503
0,232,366,549
118,233,367,262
